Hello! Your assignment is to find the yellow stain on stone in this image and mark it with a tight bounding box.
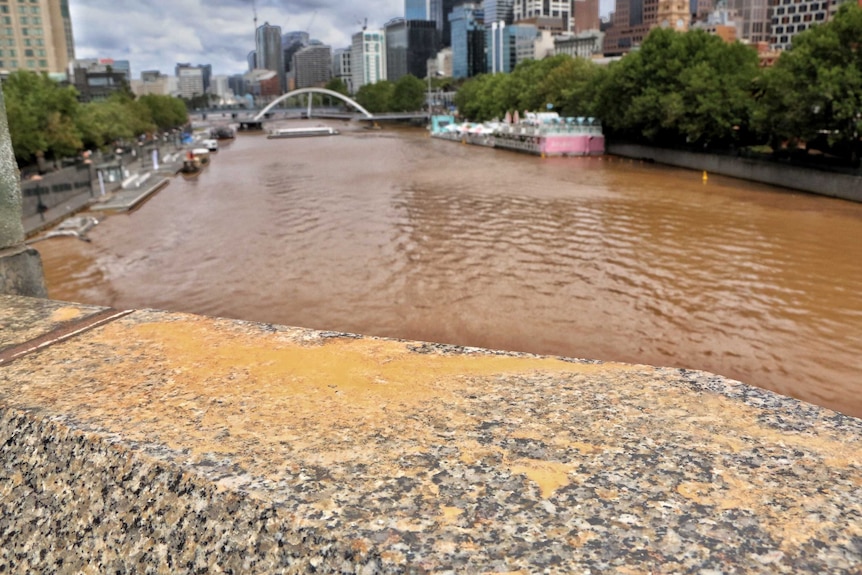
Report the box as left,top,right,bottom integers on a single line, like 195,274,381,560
509,459,573,498
49,307,86,323
438,506,464,524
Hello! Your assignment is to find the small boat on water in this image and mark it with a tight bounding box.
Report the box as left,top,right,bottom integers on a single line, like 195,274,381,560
267,126,339,139
210,126,236,140
180,149,210,177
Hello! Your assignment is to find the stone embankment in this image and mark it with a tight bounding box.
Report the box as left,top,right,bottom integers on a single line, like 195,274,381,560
608,143,862,202
1,294,860,573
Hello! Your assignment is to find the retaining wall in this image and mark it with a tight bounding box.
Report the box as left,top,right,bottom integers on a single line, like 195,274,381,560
0,295,860,573
20,163,95,219
608,143,862,202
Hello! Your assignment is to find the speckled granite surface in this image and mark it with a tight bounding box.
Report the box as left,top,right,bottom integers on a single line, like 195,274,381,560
0,297,860,573
0,294,108,351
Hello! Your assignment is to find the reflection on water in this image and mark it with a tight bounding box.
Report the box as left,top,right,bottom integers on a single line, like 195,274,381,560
39,123,862,418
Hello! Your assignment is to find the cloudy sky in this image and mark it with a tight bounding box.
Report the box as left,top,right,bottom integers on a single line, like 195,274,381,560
70,0,615,77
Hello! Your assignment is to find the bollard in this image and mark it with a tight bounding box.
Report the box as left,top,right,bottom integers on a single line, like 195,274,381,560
0,85,47,297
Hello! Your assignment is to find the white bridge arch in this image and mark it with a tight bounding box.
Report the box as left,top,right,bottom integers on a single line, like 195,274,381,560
253,88,373,121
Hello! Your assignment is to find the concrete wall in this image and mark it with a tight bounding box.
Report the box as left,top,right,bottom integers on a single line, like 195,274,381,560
20,164,95,219
608,143,862,202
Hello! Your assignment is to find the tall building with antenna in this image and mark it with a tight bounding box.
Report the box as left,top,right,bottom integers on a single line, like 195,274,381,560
256,22,285,93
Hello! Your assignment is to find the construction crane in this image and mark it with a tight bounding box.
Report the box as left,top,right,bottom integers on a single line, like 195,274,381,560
252,0,258,30
355,17,368,31
306,10,317,33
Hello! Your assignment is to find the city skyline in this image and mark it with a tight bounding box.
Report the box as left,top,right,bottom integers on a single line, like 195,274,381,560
68,0,615,77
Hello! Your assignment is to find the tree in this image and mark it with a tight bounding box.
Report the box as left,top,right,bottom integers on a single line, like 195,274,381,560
391,75,426,111
355,80,395,113
324,77,350,97
754,3,862,161
535,57,602,118
595,28,759,148
139,94,188,132
2,70,82,163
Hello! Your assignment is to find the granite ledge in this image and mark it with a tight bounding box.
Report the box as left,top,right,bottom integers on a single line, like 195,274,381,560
0,297,860,574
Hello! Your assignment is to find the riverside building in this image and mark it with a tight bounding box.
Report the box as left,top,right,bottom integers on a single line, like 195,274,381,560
0,0,75,76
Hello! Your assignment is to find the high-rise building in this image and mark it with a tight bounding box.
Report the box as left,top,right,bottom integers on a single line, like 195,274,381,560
282,30,310,79
256,22,285,92
69,58,130,101
293,44,332,88
385,18,440,82
131,71,173,97
0,0,75,75
405,0,431,19
730,0,770,44
690,0,714,22
430,0,468,46
484,0,515,24
574,0,601,32
176,66,205,99
770,0,856,50
175,63,211,93
450,4,485,78
332,48,353,93
351,29,386,92
513,0,574,32
228,74,246,98
603,0,690,56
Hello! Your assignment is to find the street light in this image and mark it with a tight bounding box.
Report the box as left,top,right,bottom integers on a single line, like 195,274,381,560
427,70,443,114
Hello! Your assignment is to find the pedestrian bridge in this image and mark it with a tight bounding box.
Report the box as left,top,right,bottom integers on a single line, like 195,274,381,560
253,88,375,121
189,88,429,130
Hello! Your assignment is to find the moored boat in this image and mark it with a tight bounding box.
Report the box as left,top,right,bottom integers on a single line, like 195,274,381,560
430,112,604,157
267,126,339,139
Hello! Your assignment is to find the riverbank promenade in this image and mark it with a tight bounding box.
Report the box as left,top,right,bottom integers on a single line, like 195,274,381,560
1,294,859,573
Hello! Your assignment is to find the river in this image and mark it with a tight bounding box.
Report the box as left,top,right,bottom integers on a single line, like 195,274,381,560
35,122,862,419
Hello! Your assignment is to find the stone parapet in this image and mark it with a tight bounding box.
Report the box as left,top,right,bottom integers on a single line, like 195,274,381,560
0,295,860,573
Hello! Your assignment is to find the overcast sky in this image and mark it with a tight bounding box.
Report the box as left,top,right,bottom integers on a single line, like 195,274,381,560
70,0,616,78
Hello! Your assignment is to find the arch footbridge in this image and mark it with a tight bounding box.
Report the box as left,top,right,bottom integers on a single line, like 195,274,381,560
253,88,373,121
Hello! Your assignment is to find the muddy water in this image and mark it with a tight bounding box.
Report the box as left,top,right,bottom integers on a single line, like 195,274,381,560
37,122,862,418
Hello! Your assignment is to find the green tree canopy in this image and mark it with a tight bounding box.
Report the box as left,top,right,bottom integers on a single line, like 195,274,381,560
138,94,188,132
355,80,395,113
391,75,427,112
324,77,350,97
755,3,862,160
595,28,760,148
454,55,602,122
2,70,82,163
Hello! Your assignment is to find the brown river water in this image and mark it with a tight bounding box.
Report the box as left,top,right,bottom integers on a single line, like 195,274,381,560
36,122,862,418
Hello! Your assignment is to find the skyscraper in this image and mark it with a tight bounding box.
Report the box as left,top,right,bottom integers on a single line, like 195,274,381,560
771,0,856,50
730,0,770,44
405,0,431,19
574,0,601,32
256,22,285,92
484,0,515,24
293,44,332,88
430,0,468,46
513,0,574,32
603,0,689,56
0,0,75,75
385,18,440,82
450,4,485,78
351,29,386,92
